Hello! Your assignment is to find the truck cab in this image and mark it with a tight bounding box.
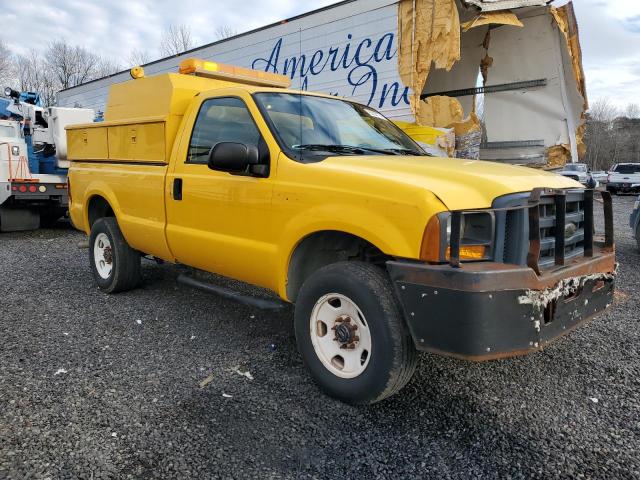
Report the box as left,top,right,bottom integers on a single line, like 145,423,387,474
0,119,27,207
67,59,616,404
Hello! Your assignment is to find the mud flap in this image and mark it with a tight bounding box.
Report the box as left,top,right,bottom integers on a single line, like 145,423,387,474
0,207,40,232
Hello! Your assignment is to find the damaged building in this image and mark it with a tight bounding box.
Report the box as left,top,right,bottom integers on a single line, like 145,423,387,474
57,0,586,168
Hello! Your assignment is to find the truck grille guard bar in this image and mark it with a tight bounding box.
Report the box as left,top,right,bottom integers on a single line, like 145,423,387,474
448,188,614,274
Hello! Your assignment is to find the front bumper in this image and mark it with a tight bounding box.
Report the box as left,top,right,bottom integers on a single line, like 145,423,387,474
607,182,640,192
387,250,616,361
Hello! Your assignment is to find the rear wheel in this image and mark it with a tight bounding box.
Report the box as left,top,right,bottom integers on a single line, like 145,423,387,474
294,261,417,404
607,187,617,195
636,225,640,252
89,217,141,293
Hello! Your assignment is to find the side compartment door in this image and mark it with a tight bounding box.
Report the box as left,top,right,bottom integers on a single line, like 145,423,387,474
165,95,279,290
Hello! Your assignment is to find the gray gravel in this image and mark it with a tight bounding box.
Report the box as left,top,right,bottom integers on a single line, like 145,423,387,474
1,196,639,479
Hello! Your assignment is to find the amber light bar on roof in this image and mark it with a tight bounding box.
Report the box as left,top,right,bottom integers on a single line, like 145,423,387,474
178,58,292,89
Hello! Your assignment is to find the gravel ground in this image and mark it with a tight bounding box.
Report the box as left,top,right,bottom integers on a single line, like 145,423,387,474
1,196,639,480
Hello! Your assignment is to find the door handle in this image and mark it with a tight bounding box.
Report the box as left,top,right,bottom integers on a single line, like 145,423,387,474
173,178,183,200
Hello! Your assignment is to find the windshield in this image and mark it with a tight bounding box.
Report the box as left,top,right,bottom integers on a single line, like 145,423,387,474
253,93,426,160
565,164,587,172
613,164,640,174
0,125,18,138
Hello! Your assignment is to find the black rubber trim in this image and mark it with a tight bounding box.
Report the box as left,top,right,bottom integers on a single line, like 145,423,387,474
70,160,167,166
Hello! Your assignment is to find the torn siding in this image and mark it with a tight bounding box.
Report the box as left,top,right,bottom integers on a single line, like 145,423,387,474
550,2,588,160
480,5,585,166
395,0,586,166
397,0,461,111
464,0,550,11
461,10,524,31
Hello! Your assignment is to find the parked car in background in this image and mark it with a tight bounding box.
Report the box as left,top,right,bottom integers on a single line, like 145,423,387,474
556,163,596,187
607,163,640,195
591,170,608,184
631,196,640,251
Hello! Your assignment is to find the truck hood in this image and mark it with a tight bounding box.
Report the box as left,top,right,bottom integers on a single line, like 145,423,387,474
320,155,582,210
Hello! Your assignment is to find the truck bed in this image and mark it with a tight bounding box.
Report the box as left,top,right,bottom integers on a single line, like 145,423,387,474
69,161,172,260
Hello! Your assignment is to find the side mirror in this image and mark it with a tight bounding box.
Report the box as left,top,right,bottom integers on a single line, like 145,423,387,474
207,142,260,173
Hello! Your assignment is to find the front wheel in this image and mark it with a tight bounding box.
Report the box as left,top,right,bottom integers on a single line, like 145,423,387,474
294,261,418,404
89,217,141,293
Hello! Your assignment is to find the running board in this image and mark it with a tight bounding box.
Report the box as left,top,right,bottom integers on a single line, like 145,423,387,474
177,274,289,311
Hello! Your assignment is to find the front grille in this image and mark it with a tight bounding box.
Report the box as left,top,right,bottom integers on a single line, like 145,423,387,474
491,188,613,272
537,191,586,268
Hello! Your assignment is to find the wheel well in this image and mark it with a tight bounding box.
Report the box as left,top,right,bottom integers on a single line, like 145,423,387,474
286,231,390,302
87,195,115,228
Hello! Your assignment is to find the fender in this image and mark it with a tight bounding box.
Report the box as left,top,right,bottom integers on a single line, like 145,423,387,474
275,202,429,300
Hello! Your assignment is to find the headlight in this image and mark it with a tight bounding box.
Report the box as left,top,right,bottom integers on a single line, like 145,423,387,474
421,211,494,263
11,145,19,156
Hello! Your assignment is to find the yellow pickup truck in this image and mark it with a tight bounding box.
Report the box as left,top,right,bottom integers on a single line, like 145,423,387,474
67,59,616,404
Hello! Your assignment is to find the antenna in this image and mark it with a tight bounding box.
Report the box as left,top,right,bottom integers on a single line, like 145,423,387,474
298,27,303,154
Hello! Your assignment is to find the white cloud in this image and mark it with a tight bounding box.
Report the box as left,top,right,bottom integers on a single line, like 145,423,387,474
1,0,335,63
573,0,640,108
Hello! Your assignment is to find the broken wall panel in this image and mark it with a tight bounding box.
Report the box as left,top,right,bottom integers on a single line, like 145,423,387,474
481,7,582,164
397,0,461,111
421,25,488,115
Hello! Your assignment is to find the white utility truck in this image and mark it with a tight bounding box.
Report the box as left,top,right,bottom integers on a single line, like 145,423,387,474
0,88,94,231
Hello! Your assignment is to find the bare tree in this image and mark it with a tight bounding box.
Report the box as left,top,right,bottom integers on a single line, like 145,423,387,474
45,40,101,89
589,97,619,123
625,103,640,119
12,40,120,106
0,38,13,87
94,57,121,78
215,25,237,40
159,24,194,56
14,49,57,106
128,48,152,66
584,98,621,170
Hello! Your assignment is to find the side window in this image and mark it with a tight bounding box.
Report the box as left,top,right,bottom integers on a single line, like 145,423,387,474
187,97,261,163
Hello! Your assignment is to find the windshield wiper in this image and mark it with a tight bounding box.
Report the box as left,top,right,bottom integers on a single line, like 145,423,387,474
293,144,427,156
293,144,367,155
382,148,431,157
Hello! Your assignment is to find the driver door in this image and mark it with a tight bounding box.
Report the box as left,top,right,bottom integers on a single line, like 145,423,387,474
165,93,279,291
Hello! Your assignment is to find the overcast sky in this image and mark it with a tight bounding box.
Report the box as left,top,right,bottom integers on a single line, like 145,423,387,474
2,0,639,109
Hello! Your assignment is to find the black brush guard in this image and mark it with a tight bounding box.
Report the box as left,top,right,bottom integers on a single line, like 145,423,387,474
388,188,616,361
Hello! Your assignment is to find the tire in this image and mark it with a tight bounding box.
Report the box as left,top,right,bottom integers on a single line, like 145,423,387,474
89,217,141,293
636,225,640,252
608,187,617,195
294,261,418,404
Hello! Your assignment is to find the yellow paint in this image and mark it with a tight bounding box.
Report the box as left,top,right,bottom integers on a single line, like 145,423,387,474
66,126,108,160
68,66,582,302
108,122,165,162
69,162,172,260
393,121,448,146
